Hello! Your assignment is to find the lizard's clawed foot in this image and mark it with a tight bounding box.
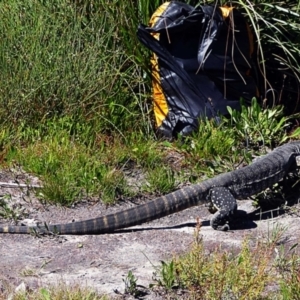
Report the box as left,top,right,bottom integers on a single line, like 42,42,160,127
210,210,233,231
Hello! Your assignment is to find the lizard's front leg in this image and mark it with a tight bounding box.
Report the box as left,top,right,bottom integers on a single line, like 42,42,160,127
207,187,238,231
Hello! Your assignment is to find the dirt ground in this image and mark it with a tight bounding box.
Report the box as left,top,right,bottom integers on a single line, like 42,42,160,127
1,168,300,299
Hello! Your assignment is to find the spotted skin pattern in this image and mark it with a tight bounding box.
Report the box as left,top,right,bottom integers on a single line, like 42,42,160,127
1,141,300,234
209,187,238,230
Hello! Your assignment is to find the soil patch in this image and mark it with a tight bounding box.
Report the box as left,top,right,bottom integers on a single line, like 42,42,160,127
0,169,300,299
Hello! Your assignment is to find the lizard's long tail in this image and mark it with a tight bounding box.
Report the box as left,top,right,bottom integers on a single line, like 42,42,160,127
0,185,205,234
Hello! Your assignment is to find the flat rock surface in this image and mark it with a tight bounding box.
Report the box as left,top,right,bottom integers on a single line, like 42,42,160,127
0,169,300,299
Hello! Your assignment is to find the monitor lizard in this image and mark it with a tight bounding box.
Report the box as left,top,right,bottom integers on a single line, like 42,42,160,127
0,141,299,234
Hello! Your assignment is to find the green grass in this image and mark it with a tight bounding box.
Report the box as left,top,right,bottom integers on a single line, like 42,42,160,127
0,284,109,300
4,116,177,204
151,223,300,300
0,0,150,134
0,194,21,221
176,239,272,299
226,98,299,145
0,1,300,298
212,0,300,115
2,97,299,205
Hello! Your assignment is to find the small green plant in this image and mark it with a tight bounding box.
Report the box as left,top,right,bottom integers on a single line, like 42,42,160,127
274,243,299,272
179,117,236,160
226,98,297,145
0,194,23,221
129,137,164,169
100,168,132,204
123,270,139,297
173,236,275,299
277,242,300,300
267,223,288,246
9,284,108,300
160,221,300,300
39,288,51,300
144,167,176,195
175,117,252,179
154,260,178,290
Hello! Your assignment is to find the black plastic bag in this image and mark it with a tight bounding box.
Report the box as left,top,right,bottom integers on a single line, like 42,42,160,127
137,1,259,138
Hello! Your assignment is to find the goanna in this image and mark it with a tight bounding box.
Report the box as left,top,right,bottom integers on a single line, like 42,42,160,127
1,141,300,234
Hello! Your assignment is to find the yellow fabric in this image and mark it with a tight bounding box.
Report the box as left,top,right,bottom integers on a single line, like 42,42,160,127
149,4,259,126
219,6,234,18
151,54,169,127
149,2,170,29
149,2,170,128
